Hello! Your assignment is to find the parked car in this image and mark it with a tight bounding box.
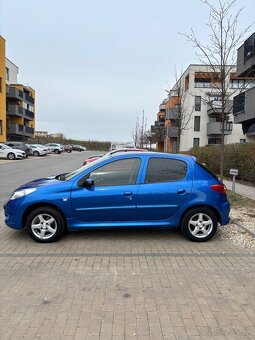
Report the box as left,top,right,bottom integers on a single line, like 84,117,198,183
72,144,86,152
30,145,47,157
0,143,26,160
63,145,72,153
45,143,64,154
4,151,230,243
4,141,32,158
110,141,134,151
33,144,51,154
83,148,148,165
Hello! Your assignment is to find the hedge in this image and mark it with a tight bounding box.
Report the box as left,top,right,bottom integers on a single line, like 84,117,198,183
186,143,255,185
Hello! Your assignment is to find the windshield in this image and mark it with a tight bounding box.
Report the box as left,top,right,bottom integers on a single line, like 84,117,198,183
63,154,110,181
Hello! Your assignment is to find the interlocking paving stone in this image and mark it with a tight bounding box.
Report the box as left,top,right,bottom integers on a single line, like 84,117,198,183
0,210,254,339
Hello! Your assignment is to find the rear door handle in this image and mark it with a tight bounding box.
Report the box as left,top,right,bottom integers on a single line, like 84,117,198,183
177,189,186,194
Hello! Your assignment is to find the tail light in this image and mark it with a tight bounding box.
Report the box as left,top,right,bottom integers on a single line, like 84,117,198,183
210,184,227,194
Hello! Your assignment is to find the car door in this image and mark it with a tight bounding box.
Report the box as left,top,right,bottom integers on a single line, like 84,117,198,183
136,156,193,221
71,157,143,224
0,145,7,158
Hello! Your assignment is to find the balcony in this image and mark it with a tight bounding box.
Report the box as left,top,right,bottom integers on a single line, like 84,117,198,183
24,109,34,120
207,121,233,135
234,87,255,124
7,124,34,137
7,105,34,120
246,124,255,136
24,126,34,137
25,93,35,104
7,124,26,136
165,126,178,138
6,86,35,105
7,105,24,118
166,108,177,120
207,100,233,115
237,32,255,77
159,103,166,112
6,87,24,101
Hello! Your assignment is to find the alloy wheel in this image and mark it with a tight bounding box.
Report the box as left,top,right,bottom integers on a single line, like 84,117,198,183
188,213,213,238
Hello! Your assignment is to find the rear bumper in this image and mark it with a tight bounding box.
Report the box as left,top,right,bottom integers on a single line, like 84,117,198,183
219,201,230,225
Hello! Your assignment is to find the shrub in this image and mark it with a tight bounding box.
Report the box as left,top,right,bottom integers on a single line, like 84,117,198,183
186,143,255,185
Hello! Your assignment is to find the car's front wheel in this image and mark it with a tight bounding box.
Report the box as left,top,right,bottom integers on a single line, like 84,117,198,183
26,207,65,243
33,151,40,157
181,207,218,242
54,149,61,154
7,152,15,160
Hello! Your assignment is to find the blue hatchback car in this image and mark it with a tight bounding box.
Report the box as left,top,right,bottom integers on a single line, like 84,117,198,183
4,151,230,243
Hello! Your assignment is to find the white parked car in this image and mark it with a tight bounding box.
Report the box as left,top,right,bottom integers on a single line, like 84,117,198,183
0,143,26,160
30,145,48,156
33,144,51,154
45,143,64,154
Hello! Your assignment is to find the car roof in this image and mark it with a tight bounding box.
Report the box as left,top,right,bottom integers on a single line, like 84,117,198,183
110,151,196,161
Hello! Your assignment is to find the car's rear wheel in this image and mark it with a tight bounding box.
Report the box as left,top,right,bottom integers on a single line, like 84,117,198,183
181,207,218,242
7,152,15,160
26,207,65,243
33,151,40,157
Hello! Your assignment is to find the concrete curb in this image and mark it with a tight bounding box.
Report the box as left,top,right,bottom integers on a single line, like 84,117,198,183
231,218,255,238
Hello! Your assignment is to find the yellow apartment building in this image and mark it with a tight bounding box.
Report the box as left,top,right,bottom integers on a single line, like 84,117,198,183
0,35,35,142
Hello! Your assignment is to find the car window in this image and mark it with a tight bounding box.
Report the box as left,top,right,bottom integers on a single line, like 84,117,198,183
145,158,187,183
89,158,141,187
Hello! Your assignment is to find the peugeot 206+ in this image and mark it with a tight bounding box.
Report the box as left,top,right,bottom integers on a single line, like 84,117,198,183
4,152,230,243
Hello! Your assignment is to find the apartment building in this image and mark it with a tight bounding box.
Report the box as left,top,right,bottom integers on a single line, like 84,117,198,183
151,64,255,152
0,35,35,143
233,32,255,141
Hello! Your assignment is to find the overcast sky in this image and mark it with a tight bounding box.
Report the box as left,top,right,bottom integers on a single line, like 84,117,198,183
0,0,254,142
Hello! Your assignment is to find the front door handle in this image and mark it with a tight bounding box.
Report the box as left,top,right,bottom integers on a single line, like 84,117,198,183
124,191,133,197
177,188,186,194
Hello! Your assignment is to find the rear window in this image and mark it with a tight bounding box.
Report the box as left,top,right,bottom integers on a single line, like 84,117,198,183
196,162,219,180
145,158,187,183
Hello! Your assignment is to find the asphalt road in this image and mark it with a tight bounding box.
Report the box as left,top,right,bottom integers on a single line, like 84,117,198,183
0,151,102,208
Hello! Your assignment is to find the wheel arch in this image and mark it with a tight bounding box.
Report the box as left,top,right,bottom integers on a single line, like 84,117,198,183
22,202,67,229
180,204,221,226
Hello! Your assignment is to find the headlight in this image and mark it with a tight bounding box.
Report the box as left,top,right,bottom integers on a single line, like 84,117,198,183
10,188,37,200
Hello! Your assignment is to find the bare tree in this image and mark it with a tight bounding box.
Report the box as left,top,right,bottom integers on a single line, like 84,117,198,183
181,0,253,180
132,110,147,148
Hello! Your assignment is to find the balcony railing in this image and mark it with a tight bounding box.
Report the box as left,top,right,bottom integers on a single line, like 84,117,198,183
234,87,255,124
207,121,233,135
25,93,35,104
7,124,34,137
6,86,35,105
207,100,233,115
7,105,34,120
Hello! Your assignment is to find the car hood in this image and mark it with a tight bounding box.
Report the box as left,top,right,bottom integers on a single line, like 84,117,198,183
17,176,64,190
11,148,25,154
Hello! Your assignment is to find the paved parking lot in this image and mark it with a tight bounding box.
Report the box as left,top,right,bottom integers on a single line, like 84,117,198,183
0,152,255,339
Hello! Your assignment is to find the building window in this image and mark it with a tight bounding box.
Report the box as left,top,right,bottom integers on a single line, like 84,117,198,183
185,74,189,91
208,138,221,145
194,116,201,131
5,67,9,81
0,77,2,92
193,138,200,148
0,120,2,135
240,139,246,144
195,96,201,111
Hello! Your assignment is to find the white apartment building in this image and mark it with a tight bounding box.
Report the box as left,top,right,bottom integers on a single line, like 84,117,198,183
152,64,255,152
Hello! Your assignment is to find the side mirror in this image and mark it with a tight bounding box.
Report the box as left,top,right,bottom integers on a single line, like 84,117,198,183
81,178,94,188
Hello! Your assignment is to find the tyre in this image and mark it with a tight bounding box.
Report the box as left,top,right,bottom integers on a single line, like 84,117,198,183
26,207,65,243
181,207,218,242
7,152,15,160
33,151,40,157
54,149,61,154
